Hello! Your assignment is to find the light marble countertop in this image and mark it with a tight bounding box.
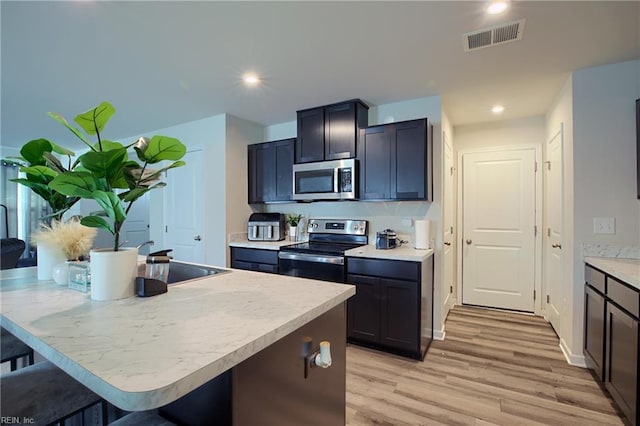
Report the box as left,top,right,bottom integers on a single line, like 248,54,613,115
584,257,640,290
345,244,435,262
0,266,354,411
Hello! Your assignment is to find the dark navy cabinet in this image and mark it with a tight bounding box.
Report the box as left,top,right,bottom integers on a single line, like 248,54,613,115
248,138,294,204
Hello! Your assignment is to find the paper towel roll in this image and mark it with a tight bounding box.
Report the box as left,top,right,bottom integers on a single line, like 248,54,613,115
414,220,430,250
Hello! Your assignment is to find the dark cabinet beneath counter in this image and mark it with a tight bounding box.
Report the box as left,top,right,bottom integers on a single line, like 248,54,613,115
358,118,432,201
584,263,639,426
347,256,433,360
230,247,279,274
248,139,294,204
296,100,368,163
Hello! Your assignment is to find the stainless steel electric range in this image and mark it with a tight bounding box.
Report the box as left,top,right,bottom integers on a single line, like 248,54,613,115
278,219,368,283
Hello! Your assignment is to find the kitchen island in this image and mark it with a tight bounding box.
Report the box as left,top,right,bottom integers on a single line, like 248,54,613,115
0,265,354,424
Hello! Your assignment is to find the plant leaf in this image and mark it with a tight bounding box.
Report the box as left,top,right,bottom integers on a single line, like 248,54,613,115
81,215,114,234
78,148,126,180
49,171,97,198
139,160,186,184
120,187,150,203
47,112,92,148
49,142,75,157
10,178,52,200
20,165,57,182
74,101,115,136
92,190,126,222
141,136,186,163
42,152,66,174
20,139,52,165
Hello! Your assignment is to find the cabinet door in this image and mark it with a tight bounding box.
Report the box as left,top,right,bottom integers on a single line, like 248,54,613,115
584,285,606,380
296,108,325,163
273,139,294,201
605,303,638,425
347,274,380,344
380,278,419,353
358,125,391,200
325,102,357,160
392,119,427,200
248,143,275,203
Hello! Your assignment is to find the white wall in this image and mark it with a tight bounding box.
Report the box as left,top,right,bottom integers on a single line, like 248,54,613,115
439,108,454,331
454,116,546,151
566,59,640,359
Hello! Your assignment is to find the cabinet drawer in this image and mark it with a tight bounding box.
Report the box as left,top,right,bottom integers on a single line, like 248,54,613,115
347,258,419,281
232,260,278,274
231,248,278,265
585,265,606,293
608,277,640,319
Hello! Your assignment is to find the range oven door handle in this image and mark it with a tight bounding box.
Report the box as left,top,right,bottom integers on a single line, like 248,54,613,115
278,252,345,265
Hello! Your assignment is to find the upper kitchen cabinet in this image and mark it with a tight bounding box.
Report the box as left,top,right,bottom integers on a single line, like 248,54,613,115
248,138,294,204
295,99,369,164
358,118,432,201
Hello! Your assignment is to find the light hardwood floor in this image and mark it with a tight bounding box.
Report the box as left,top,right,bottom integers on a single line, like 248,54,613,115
346,305,625,426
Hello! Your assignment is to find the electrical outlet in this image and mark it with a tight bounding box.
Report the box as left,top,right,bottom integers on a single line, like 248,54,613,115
593,217,615,234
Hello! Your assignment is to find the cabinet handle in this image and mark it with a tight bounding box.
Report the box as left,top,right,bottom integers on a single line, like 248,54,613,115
466,239,472,245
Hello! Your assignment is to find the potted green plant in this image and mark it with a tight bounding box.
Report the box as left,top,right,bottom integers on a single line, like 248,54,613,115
286,214,303,241
43,101,187,300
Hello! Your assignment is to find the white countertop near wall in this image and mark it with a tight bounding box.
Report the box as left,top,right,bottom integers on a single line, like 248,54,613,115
584,256,640,290
345,245,434,262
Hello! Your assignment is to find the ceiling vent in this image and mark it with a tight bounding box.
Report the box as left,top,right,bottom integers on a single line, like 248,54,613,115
464,19,525,52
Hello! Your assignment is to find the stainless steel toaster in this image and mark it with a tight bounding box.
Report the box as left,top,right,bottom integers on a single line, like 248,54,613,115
247,213,286,241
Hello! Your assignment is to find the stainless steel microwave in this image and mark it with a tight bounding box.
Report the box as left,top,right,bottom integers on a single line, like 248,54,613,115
292,158,357,201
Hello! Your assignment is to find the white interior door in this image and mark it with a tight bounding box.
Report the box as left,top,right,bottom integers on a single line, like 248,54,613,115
443,133,455,308
166,150,205,263
462,149,536,312
545,126,564,333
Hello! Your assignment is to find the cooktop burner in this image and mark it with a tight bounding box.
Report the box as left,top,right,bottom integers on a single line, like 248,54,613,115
280,241,366,256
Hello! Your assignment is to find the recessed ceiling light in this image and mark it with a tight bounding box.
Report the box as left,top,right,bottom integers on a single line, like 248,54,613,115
243,73,260,86
491,105,505,114
487,1,508,14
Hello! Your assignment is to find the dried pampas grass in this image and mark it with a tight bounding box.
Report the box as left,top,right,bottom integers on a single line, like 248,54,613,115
31,219,97,260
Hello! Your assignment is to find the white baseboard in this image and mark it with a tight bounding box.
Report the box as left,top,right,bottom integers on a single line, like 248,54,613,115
559,338,587,367
433,328,446,341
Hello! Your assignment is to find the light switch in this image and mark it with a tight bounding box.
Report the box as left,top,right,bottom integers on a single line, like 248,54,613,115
593,217,615,234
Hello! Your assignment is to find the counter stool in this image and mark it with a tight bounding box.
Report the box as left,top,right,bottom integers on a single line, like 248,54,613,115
0,360,108,425
110,411,176,425
1,327,34,371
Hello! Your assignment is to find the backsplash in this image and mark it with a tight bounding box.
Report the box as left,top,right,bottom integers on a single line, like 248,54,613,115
582,243,640,260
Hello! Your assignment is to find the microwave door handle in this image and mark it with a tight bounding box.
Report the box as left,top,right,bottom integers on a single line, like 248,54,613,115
334,167,340,193
251,225,258,240
267,225,273,239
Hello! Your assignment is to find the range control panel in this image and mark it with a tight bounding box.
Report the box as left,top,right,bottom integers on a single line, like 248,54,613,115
307,219,368,236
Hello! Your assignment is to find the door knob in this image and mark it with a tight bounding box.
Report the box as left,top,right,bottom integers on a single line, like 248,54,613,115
552,243,562,249
444,242,451,246
466,239,472,245
194,235,202,241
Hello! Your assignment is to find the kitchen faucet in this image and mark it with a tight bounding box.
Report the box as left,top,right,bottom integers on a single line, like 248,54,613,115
137,240,155,250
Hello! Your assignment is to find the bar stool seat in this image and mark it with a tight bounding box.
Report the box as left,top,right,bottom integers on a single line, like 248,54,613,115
1,360,106,425
1,327,34,371
110,411,176,425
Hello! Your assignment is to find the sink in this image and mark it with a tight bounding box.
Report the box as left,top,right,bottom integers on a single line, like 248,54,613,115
166,261,230,284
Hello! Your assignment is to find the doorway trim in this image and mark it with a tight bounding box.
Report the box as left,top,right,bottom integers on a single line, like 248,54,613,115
455,143,543,315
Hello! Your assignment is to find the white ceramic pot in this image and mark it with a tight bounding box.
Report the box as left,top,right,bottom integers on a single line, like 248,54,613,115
37,244,67,281
90,248,138,301
289,225,298,241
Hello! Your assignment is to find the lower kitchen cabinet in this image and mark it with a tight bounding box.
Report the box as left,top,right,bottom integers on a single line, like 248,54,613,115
230,247,278,274
346,256,433,360
584,263,639,426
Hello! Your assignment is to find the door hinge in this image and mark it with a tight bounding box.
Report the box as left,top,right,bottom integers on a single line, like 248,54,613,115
546,294,550,304
450,286,453,294
450,226,454,234
165,225,168,233
544,160,551,170
547,228,551,237
535,162,538,172
534,290,536,301
534,225,537,236
450,166,455,176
